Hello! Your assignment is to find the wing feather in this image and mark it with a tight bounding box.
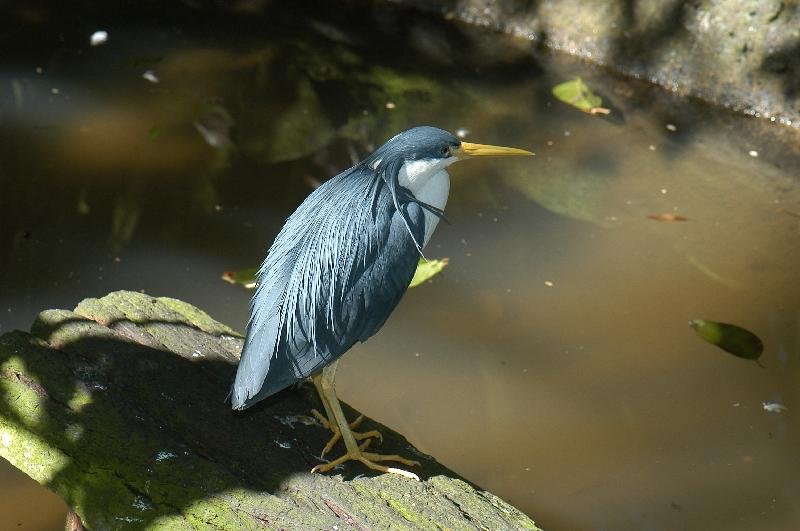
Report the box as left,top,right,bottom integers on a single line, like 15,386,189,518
231,166,424,409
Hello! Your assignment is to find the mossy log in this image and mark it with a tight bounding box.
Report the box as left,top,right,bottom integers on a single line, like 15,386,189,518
0,291,538,530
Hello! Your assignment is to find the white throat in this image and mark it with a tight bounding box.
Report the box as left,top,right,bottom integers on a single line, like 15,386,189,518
397,158,455,248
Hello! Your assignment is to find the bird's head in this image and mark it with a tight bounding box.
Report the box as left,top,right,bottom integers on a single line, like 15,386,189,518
365,126,533,191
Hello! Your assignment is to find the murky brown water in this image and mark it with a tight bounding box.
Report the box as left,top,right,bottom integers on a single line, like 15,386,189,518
1,2,799,530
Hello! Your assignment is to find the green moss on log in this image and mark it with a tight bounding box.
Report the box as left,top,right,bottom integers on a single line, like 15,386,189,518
0,291,539,529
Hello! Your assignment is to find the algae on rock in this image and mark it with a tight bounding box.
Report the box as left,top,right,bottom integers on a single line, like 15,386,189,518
0,291,538,529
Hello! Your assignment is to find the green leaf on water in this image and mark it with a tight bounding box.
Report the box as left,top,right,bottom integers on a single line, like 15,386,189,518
552,77,610,115
409,257,449,288
148,126,162,141
222,268,258,289
689,319,764,361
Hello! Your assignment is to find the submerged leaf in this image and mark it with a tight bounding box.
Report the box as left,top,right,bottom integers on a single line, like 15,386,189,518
222,268,258,289
77,189,90,215
648,213,689,222
409,257,449,288
194,105,234,149
689,319,763,361
552,78,609,115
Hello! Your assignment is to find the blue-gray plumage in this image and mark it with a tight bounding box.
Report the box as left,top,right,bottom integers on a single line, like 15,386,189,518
231,126,532,477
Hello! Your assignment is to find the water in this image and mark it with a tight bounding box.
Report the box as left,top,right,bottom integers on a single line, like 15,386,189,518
2,2,799,530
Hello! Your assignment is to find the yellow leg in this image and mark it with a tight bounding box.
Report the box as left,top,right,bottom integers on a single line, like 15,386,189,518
310,361,420,480
311,373,382,457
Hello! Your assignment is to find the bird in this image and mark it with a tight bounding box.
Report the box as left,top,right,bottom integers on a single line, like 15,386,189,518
231,126,532,479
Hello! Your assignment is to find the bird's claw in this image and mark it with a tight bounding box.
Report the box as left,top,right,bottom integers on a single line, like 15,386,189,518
311,442,420,481
311,410,383,457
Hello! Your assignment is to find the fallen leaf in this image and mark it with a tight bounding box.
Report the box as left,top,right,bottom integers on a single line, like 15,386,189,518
222,268,258,289
552,78,610,115
762,401,788,413
647,213,689,222
689,319,763,362
409,258,449,288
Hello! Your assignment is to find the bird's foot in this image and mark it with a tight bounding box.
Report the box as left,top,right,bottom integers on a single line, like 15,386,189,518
311,439,421,480
311,409,382,457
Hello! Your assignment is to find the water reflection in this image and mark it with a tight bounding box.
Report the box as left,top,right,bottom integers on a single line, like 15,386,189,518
1,1,799,530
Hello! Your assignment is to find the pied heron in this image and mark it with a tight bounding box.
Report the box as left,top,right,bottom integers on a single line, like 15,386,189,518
232,126,532,479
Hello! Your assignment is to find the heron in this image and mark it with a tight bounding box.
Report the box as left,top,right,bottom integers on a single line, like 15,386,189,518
231,126,532,479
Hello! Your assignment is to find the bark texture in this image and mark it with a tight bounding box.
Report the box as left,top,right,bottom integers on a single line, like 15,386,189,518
0,291,538,530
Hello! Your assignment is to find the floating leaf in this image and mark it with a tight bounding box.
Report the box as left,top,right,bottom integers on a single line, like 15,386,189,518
409,258,449,288
222,268,258,289
647,213,689,222
689,319,763,361
762,402,787,413
552,77,609,115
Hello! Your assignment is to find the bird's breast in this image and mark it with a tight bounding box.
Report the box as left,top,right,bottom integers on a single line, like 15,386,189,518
414,169,450,248
397,158,454,248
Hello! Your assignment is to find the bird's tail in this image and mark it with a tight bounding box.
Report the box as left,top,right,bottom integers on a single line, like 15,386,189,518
231,317,278,410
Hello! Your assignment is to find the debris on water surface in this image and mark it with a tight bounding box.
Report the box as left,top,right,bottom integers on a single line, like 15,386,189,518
689,319,764,362
456,127,470,138
748,150,759,157
762,402,787,413
552,77,610,115
647,213,688,222
90,30,108,46
142,70,159,83
666,124,677,132
778,208,800,219
409,257,449,287
155,450,177,461
222,268,258,289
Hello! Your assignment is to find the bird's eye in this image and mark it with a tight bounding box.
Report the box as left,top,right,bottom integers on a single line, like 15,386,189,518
440,146,449,156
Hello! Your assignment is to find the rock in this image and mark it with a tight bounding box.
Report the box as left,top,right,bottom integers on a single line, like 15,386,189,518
0,291,538,529
384,0,800,128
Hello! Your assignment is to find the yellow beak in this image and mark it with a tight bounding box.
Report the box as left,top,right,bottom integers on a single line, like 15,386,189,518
457,142,534,158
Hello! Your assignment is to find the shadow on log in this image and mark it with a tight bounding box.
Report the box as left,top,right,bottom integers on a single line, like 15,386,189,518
0,291,538,529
